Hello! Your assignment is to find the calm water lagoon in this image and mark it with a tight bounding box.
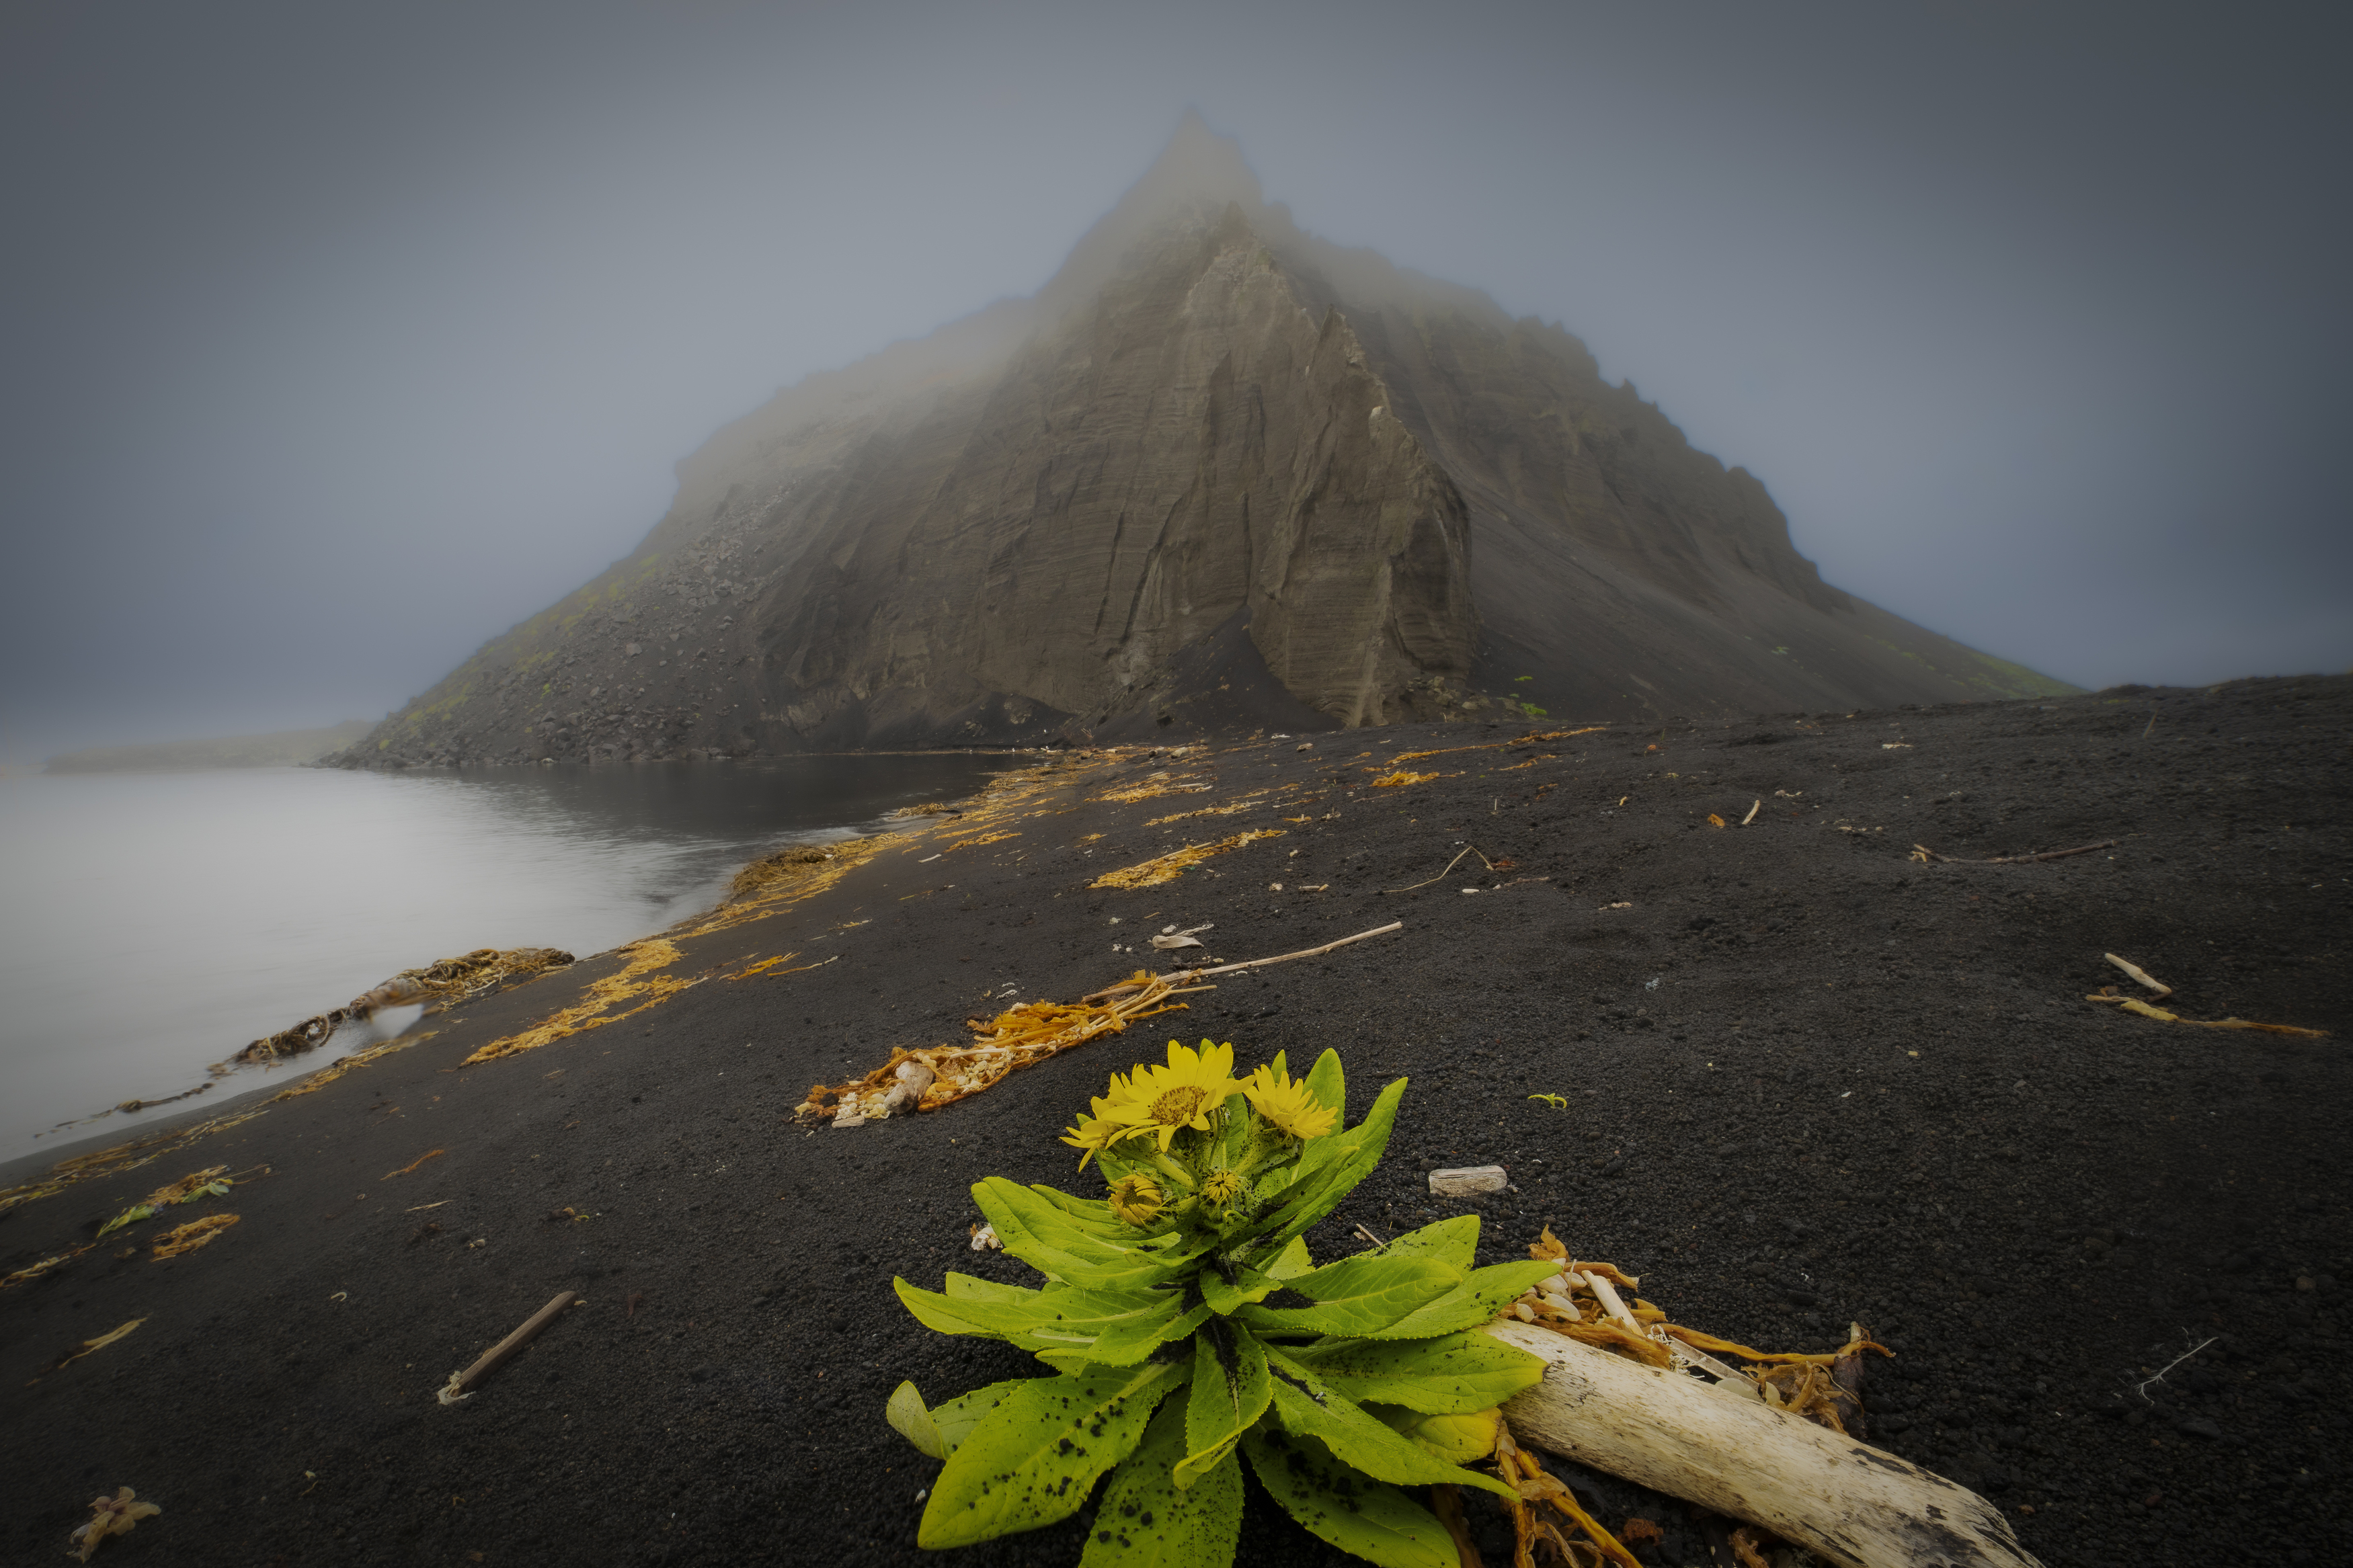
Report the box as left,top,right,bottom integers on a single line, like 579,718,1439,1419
0,755,1020,1162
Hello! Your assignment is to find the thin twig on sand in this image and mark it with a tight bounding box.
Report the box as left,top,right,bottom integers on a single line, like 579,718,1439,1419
439,1290,577,1403
2135,1337,2218,1403
1383,846,1496,893
1911,839,2118,865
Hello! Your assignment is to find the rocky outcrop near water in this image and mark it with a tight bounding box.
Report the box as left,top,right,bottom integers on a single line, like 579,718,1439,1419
337,116,2071,770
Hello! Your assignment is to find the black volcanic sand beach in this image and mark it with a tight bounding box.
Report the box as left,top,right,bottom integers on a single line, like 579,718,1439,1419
3,675,2348,1567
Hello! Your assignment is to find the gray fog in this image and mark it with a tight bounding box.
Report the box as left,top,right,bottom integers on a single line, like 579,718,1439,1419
3,0,2346,761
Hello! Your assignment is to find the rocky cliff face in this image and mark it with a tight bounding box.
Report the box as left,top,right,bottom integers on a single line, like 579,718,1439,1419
340,116,2069,770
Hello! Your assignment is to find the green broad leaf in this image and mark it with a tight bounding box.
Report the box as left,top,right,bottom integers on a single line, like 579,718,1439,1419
1233,1255,1458,1339
1198,1261,1279,1317
96,1203,155,1239
1014,1286,1206,1367
920,1362,1190,1550
946,1272,1041,1307
1025,1184,1144,1240
1285,1329,1547,1413
1080,1394,1243,1568
895,1276,1035,1340
887,1380,950,1460
928,1378,1033,1455
1381,1214,1480,1272
1177,1323,1271,1487
977,1179,1142,1270
977,1180,1205,1289
1260,1358,1517,1499
1289,1251,1464,1303
1213,1097,1253,1171
1264,1235,1313,1280
1303,1048,1345,1115
1244,1078,1407,1247
1240,1426,1456,1568
1364,1260,1563,1342
1368,1402,1501,1464
1078,1300,1213,1368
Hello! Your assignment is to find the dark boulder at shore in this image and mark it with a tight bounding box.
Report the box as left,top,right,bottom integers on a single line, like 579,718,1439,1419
333,115,2071,771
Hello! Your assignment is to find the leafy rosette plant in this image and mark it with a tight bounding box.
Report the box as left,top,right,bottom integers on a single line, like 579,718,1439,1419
886,1042,1555,1567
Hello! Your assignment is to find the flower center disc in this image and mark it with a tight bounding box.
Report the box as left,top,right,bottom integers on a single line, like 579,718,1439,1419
1150,1085,1207,1125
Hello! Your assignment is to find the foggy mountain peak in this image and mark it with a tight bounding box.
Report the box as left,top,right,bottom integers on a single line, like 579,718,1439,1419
334,122,2074,769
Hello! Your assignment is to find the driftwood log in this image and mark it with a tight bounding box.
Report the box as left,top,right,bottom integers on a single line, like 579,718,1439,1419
1486,1322,2042,1568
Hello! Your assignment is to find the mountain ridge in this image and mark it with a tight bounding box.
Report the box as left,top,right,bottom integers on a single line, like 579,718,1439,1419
336,115,2071,770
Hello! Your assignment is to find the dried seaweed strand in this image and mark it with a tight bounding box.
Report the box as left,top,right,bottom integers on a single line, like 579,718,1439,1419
795,972,1205,1124
1090,829,1286,889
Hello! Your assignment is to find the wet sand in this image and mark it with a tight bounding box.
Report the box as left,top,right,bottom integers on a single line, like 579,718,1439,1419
2,675,2346,1567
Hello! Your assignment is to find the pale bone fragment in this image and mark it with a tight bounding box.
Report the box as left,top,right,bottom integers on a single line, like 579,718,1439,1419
2104,952,2173,997
1580,1269,1643,1333
881,1060,935,1116
1429,1165,1509,1197
969,1223,1001,1251
1741,799,1761,826
1488,1322,2042,1568
1540,1291,1582,1319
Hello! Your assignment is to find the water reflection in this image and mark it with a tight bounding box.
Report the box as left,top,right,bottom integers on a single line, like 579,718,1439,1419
0,755,1020,1161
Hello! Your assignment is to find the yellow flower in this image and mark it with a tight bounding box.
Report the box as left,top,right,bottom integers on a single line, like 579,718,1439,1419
1108,1173,1166,1227
1199,1167,1246,1215
1101,1040,1244,1152
1059,1089,1128,1170
1243,1061,1339,1141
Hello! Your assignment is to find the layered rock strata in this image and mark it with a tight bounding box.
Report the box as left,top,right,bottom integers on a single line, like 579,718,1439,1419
340,116,2069,770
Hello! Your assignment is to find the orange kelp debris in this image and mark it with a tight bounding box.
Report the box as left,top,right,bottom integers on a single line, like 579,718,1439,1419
1493,1421,1644,1568
385,1149,444,1178
1144,796,1275,825
796,972,1202,1124
1090,776,1213,803
52,1318,146,1371
151,1214,239,1258
947,831,1019,852
1391,727,1607,763
218,947,571,1071
2085,992,2327,1038
96,1164,249,1238
70,1487,161,1563
1091,830,1286,889
1503,1226,1890,1436
2,1244,97,1290
728,952,836,981
681,835,902,938
1370,770,1439,788
0,1103,277,1219
268,1031,438,1101
462,938,697,1065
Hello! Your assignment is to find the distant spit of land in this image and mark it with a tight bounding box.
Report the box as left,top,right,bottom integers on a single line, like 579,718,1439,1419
42,720,376,774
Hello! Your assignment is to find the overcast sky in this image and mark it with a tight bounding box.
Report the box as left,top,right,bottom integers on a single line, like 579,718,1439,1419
2,0,2346,760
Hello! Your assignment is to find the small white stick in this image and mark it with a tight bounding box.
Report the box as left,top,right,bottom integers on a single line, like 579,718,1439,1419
1188,922,1403,979
1741,799,1760,826
2104,952,2173,997
2134,1336,2217,1402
